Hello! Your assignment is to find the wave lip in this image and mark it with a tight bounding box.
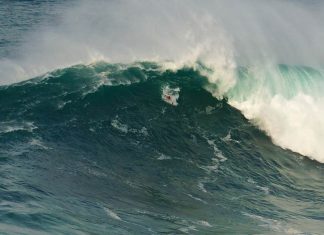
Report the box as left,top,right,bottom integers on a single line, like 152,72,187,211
221,65,324,163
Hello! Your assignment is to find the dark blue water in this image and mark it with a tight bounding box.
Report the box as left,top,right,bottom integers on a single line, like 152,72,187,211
0,1,323,235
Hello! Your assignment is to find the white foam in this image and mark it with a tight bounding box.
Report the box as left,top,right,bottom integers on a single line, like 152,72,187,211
30,139,49,150
111,118,128,134
256,186,270,194
104,207,122,221
230,93,324,163
202,64,324,163
156,153,172,161
205,106,215,115
206,139,227,162
221,130,240,144
57,100,71,110
197,220,212,227
0,121,37,134
243,213,302,235
179,225,197,233
197,181,207,193
247,178,270,194
186,194,207,204
111,116,149,136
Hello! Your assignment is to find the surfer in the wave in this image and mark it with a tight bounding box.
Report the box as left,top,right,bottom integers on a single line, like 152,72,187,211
165,95,171,101
162,85,180,106
164,94,174,105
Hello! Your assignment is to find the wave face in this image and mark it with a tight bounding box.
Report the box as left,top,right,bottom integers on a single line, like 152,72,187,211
0,62,323,234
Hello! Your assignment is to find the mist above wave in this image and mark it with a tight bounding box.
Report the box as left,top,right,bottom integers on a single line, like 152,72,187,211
1,0,324,84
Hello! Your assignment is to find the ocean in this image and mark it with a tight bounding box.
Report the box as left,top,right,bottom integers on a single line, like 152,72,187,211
0,1,323,234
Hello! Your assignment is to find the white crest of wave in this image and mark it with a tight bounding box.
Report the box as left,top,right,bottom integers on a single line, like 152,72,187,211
230,90,324,163
223,65,324,163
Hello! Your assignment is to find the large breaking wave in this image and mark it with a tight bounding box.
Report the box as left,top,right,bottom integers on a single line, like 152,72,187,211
1,60,324,234
1,0,324,163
